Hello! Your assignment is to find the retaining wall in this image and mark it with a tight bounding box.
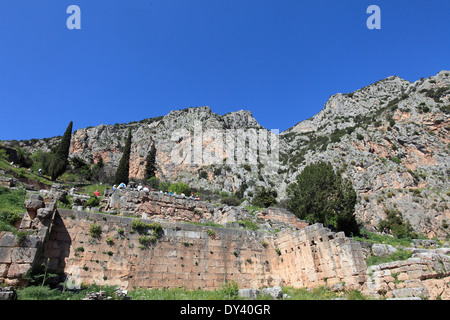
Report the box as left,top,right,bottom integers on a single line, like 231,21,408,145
39,209,367,291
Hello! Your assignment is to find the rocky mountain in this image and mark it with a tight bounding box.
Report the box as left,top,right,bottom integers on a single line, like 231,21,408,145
3,71,449,239
280,70,449,239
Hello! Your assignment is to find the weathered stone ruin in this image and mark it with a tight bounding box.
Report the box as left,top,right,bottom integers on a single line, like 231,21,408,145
1,188,450,299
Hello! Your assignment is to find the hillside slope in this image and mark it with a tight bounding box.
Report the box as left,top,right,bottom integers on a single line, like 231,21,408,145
280,70,449,238
2,71,449,238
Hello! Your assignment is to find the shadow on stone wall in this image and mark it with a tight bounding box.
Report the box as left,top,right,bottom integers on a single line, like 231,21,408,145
42,211,72,275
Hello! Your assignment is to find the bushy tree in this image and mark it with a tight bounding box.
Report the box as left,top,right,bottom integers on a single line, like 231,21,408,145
146,176,160,190
286,161,360,236
49,121,73,181
252,186,277,208
31,149,54,175
114,129,132,185
69,156,93,181
378,209,416,239
168,182,190,195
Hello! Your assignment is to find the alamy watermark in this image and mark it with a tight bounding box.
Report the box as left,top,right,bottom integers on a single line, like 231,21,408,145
67,5,81,30
367,5,381,30
66,5,381,31
169,121,280,175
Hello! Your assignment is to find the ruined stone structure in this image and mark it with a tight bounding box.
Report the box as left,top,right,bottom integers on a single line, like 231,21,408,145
1,189,368,292
0,190,58,287
1,189,449,299
365,250,450,299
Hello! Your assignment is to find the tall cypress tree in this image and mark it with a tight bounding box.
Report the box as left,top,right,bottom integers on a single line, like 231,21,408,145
49,121,73,181
114,129,132,185
144,145,157,181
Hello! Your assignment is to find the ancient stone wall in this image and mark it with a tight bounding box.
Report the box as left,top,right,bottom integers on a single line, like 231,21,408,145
39,208,367,292
0,194,57,287
364,250,450,299
1,189,370,292
258,207,309,230
270,224,367,289
44,209,282,290
105,189,245,225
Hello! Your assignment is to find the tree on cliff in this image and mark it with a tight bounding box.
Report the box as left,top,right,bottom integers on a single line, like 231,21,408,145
114,129,132,185
49,121,73,181
286,161,360,236
144,145,157,181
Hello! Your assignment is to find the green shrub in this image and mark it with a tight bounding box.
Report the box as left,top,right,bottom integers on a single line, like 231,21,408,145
131,219,162,234
198,170,208,179
221,196,241,207
168,182,190,195
17,286,62,300
86,196,100,207
252,186,277,208
148,222,162,234
89,223,102,237
146,176,160,190
139,235,156,246
378,209,416,239
206,229,216,238
236,219,258,231
221,281,239,300
131,219,149,232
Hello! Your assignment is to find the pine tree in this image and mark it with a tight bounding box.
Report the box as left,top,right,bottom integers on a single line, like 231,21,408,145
49,121,73,181
144,145,157,181
286,161,360,236
114,129,132,185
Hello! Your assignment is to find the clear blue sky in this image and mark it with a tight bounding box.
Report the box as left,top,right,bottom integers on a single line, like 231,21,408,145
0,0,449,140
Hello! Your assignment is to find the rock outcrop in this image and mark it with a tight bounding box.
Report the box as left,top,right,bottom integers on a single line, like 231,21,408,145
4,71,450,239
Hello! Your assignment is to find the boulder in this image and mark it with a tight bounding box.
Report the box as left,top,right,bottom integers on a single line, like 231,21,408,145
238,288,260,300
24,195,45,211
372,243,397,257
261,286,283,299
0,286,17,300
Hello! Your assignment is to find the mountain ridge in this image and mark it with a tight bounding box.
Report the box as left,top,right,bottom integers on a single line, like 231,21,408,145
1,70,449,239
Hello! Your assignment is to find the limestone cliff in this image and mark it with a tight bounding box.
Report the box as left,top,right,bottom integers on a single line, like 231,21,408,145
280,71,449,239
5,71,450,239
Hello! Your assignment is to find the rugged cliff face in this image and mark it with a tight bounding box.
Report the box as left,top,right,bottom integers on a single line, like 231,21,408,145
280,71,449,239
7,71,450,239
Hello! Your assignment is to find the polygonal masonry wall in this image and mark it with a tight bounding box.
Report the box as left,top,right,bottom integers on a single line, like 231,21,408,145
37,209,368,291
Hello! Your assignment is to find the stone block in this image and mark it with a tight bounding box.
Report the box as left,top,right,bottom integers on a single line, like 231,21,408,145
398,272,409,281
37,208,53,219
372,244,397,257
238,288,260,299
0,233,18,247
392,287,428,298
6,263,32,278
261,286,283,299
0,263,9,277
11,247,38,264
20,235,42,248
0,247,12,263
0,286,17,300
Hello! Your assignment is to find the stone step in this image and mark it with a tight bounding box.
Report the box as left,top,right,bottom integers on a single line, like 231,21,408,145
392,287,429,299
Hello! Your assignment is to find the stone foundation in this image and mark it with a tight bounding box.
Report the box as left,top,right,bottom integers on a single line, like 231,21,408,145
364,251,450,299
0,189,371,294
39,208,367,292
